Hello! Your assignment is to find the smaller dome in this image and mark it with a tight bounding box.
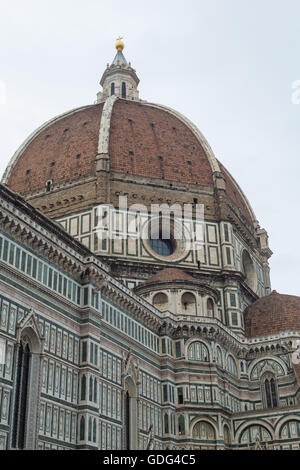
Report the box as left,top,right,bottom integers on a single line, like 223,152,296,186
134,268,219,316
244,291,300,337
145,268,197,284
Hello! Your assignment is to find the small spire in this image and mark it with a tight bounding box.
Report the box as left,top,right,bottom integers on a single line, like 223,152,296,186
115,36,125,52
112,36,127,66
97,38,140,103
112,50,128,66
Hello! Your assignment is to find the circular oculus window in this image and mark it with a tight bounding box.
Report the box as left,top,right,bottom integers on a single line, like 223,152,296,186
141,216,191,262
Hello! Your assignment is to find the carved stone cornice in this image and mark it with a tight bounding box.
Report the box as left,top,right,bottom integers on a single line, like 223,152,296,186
134,279,220,303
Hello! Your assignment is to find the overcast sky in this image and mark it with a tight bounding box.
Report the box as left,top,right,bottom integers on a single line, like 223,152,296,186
0,0,299,295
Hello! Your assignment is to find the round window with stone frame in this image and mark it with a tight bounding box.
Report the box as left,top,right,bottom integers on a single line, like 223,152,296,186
141,215,191,262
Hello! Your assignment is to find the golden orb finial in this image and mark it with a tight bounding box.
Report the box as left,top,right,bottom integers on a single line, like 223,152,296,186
115,36,125,52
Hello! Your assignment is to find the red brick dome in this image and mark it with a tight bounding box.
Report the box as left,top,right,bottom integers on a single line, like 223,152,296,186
3,104,104,195
2,98,255,226
244,290,300,337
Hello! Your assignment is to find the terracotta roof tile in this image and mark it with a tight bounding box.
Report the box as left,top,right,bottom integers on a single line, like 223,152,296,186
109,100,213,185
6,104,104,194
145,268,197,284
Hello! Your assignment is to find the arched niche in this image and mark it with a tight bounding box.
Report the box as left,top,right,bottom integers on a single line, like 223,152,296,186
153,292,169,311
206,298,214,317
178,415,185,435
181,292,197,315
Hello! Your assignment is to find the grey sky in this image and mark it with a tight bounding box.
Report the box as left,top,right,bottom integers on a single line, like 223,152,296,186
0,0,299,295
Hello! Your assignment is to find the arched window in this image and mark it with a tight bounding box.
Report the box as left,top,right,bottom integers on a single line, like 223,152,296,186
188,342,209,362
193,421,216,442
207,298,214,317
88,416,92,441
89,376,93,401
12,343,31,449
111,83,115,95
263,375,278,409
181,292,197,315
153,292,168,311
177,387,184,404
171,413,175,435
250,359,285,381
81,375,86,400
80,416,85,441
164,413,169,434
94,378,97,402
11,328,41,449
124,377,138,450
265,379,272,408
270,378,278,407
93,419,97,443
122,82,126,98
46,180,52,192
178,415,185,435
125,391,130,449
226,355,238,377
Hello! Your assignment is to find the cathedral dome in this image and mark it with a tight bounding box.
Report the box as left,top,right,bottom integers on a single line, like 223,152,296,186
2,98,255,228
244,290,300,337
0,39,260,234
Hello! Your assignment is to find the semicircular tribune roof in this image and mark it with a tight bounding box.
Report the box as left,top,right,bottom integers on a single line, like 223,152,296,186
145,267,198,284
244,291,300,337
